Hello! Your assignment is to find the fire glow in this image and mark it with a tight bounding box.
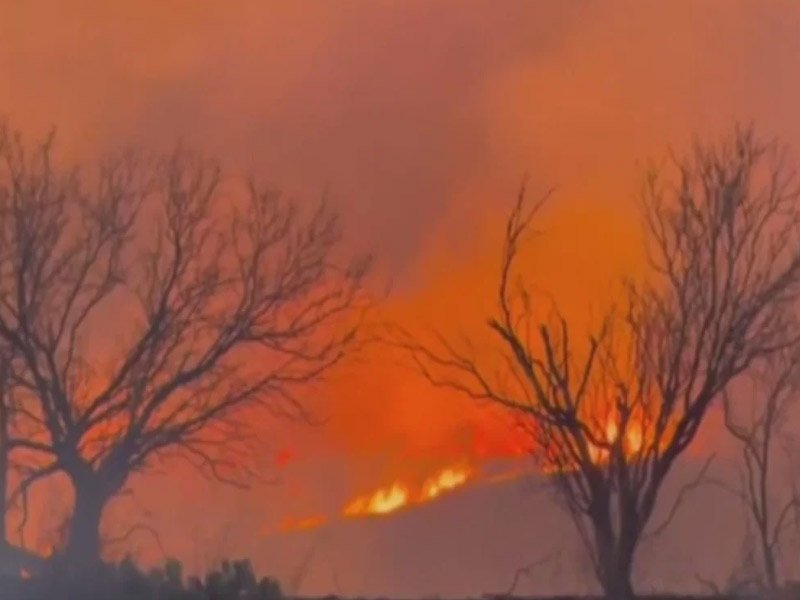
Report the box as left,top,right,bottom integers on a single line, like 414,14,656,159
343,465,473,518
273,410,650,535
279,514,328,533
584,417,647,467
272,465,478,535
275,414,650,536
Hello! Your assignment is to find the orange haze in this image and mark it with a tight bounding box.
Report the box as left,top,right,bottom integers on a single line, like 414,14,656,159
2,1,800,595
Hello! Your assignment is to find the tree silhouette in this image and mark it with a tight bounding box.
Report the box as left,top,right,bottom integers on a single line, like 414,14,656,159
716,347,800,591
396,126,800,599
0,350,49,577
0,123,369,568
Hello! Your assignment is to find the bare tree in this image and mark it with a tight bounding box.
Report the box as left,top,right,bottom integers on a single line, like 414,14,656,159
716,348,800,591
0,355,12,546
0,124,369,568
697,518,770,597
395,127,800,599
0,352,28,573
0,347,51,577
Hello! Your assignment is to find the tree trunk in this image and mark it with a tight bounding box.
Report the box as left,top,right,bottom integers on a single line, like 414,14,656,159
762,536,778,591
0,359,11,546
596,529,637,600
600,566,635,600
64,480,108,568
0,399,8,546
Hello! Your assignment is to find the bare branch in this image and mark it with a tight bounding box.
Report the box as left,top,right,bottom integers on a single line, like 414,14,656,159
0,124,370,565
399,126,800,600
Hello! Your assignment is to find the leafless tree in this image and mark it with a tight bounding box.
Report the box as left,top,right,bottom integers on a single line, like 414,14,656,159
697,518,768,597
394,126,800,599
0,352,30,574
0,355,12,545
0,348,54,576
0,124,369,568
714,348,800,591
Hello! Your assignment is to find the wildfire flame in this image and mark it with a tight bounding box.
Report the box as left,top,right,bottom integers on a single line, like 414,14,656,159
343,465,473,518
262,465,479,536
344,482,409,516
585,416,646,466
263,462,539,538
269,408,655,537
420,467,470,500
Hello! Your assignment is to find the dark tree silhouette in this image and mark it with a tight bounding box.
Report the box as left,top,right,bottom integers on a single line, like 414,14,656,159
0,355,11,546
717,348,800,591
395,127,800,599
0,352,42,576
0,124,369,568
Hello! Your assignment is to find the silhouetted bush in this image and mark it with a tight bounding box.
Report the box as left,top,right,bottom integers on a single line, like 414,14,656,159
2,556,285,600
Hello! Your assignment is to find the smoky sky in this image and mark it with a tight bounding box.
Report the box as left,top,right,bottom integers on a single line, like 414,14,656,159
3,1,800,596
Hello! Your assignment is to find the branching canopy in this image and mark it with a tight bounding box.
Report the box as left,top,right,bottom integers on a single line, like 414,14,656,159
0,125,369,497
395,127,800,597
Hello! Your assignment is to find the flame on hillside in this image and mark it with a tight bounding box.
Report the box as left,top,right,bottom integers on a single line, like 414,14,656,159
344,482,409,516
420,467,470,500
276,413,653,535
343,465,473,518
270,465,477,536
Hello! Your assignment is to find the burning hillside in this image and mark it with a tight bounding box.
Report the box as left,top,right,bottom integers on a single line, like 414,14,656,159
343,465,473,518
275,465,476,534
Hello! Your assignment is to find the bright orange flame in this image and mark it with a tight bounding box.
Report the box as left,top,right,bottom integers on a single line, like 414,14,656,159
604,416,645,457
605,420,619,443
344,482,409,516
259,465,477,536
626,422,643,454
539,412,651,474
583,415,648,468
343,465,472,518
420,467,470,500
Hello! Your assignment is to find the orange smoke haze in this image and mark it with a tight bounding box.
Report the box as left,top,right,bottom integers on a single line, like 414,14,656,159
3,1,800,594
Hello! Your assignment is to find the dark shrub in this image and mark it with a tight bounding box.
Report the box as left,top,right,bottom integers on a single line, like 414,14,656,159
1,556,285,600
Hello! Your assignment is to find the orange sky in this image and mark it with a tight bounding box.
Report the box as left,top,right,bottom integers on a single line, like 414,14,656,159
3,1,800,595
